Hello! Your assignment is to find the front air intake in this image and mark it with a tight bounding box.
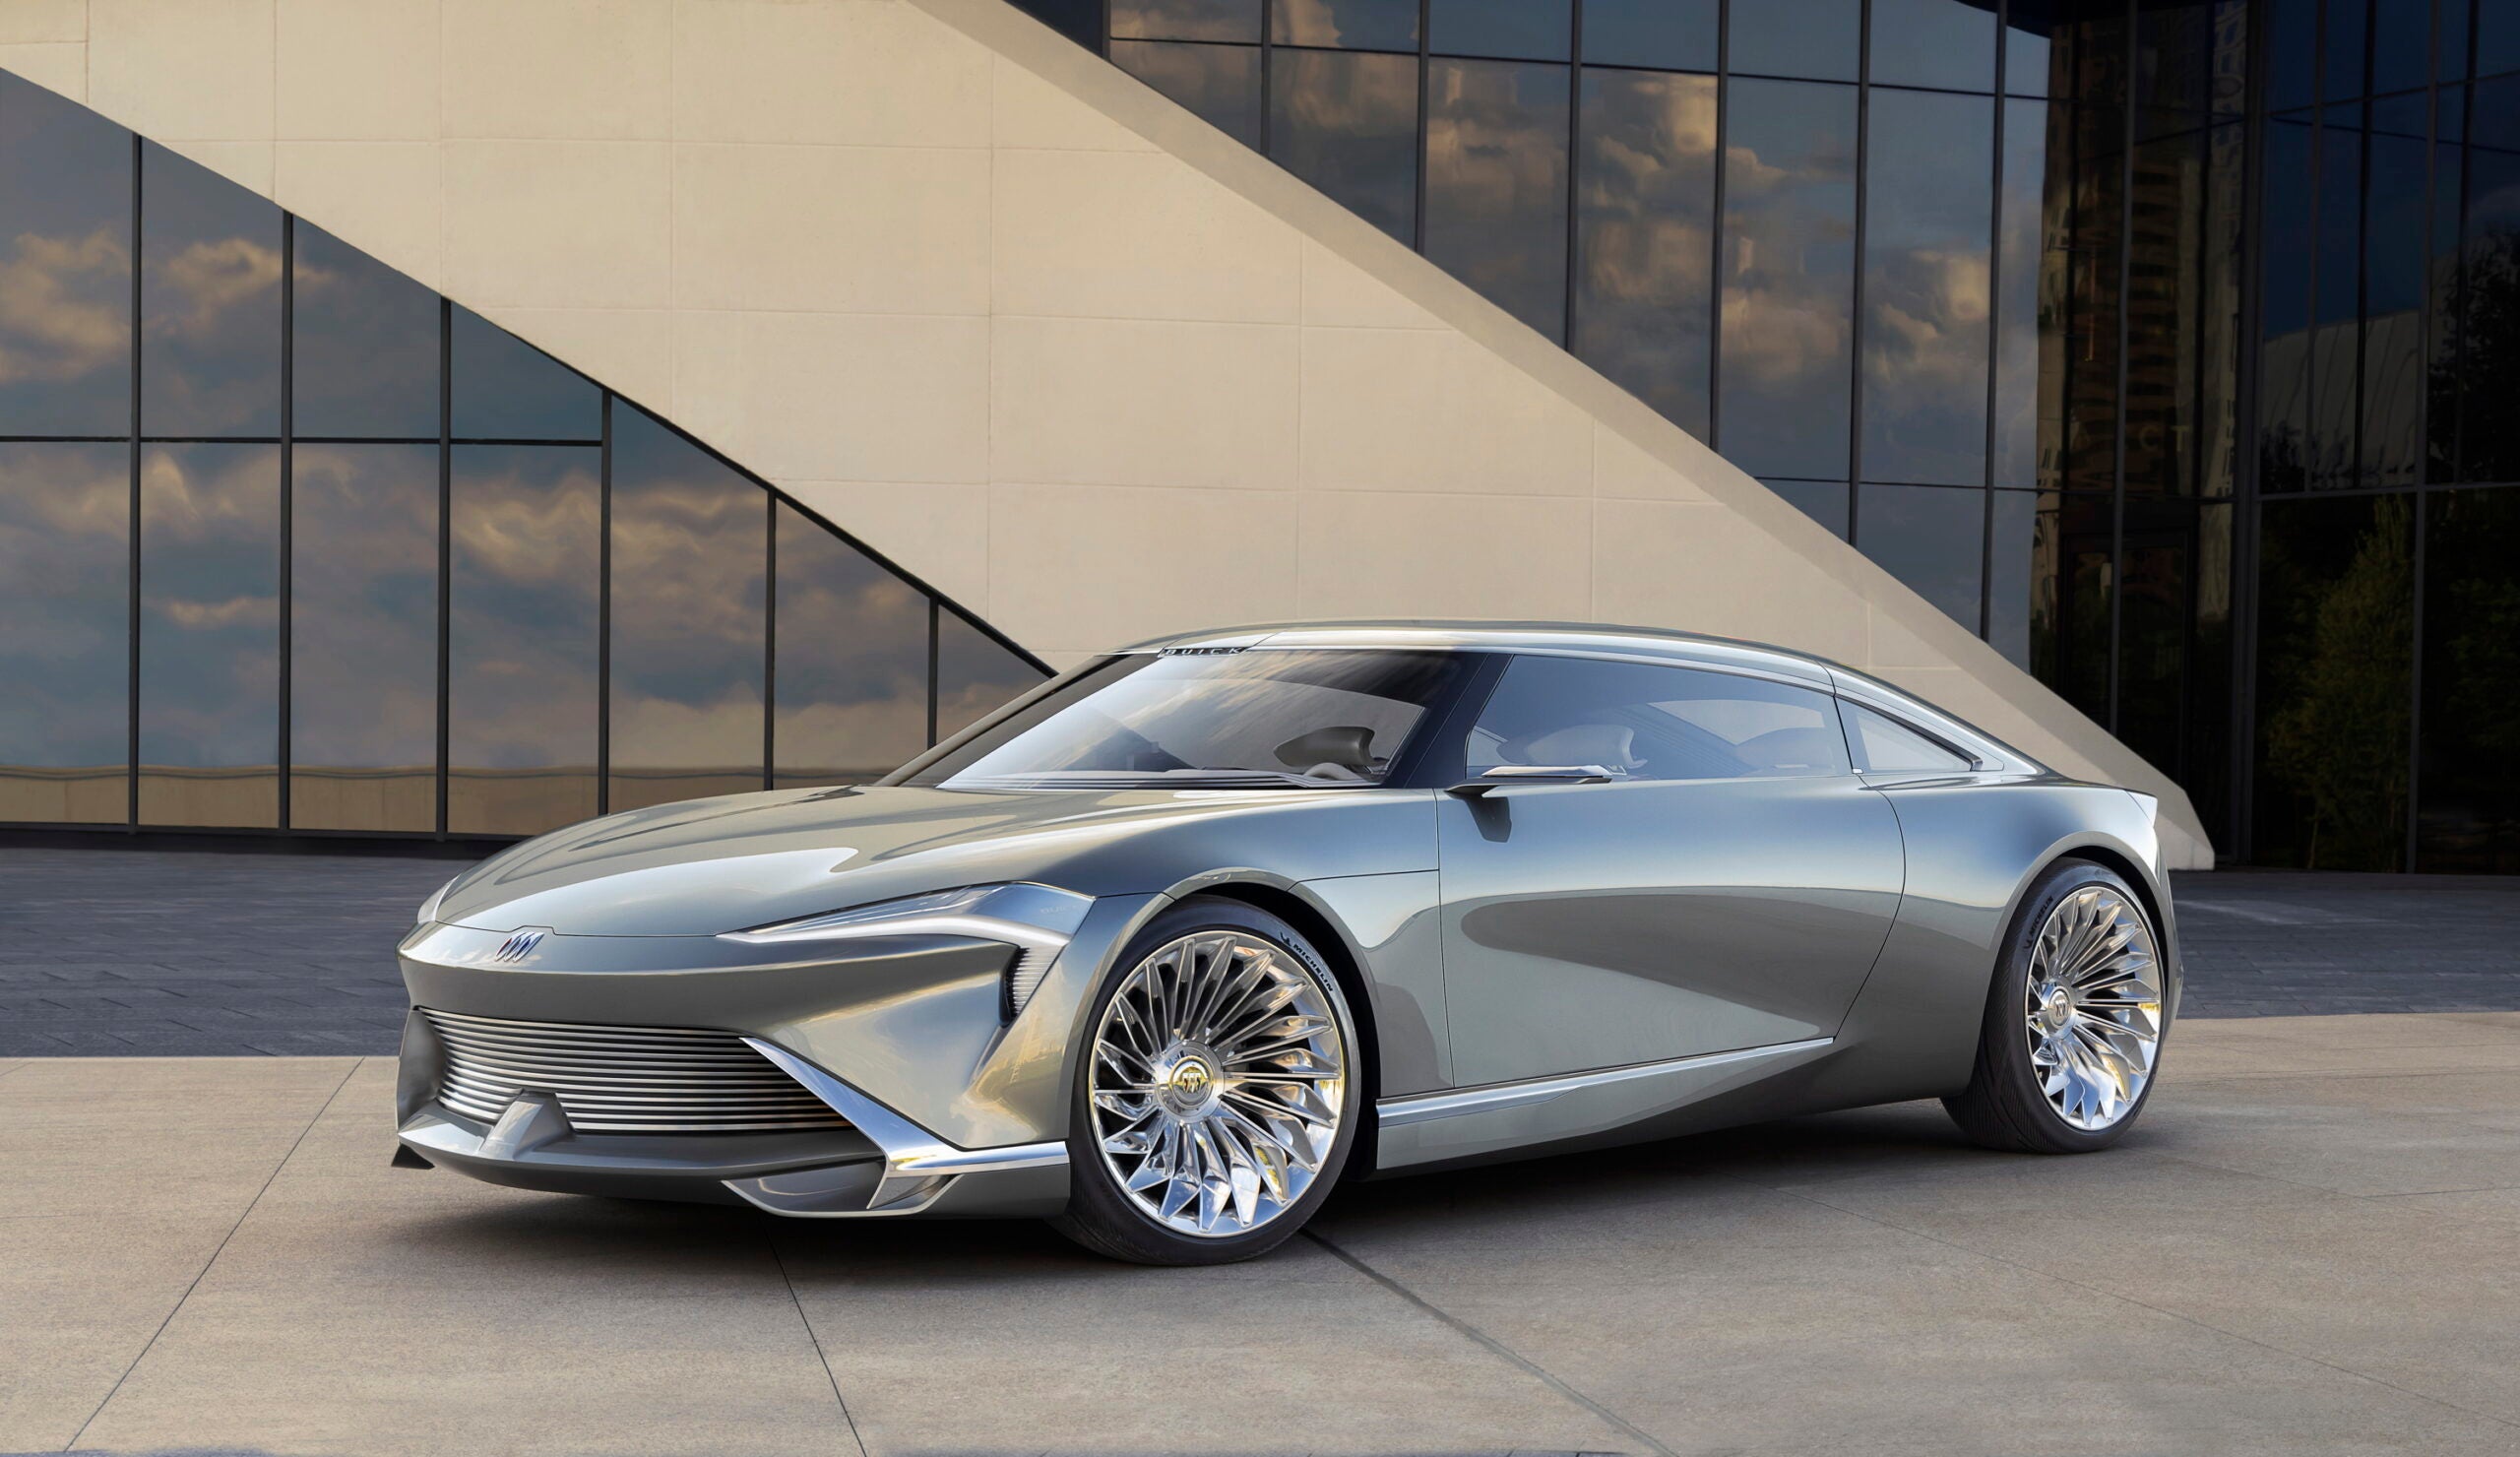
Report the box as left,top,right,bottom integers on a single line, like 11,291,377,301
418,1008,849,1135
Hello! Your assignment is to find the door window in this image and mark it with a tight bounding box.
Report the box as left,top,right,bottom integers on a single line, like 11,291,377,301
1466,656,1852,781
1841,701,1977,773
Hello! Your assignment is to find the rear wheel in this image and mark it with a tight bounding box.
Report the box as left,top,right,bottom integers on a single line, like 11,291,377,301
1944,860,2168,1154
1052,898,1358,1265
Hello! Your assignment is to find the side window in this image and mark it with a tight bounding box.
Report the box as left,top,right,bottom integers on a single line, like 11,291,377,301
1842,701,1977,774
1466,656,1852,782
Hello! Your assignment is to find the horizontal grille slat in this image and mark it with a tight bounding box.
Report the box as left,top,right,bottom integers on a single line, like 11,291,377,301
420,1007,850,1136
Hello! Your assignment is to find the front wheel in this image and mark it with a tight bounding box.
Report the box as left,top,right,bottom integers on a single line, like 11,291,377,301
1052,898,1359,1265
1944,860,2169,1154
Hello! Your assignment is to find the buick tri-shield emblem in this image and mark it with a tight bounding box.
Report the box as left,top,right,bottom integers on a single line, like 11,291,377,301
489,928,551,965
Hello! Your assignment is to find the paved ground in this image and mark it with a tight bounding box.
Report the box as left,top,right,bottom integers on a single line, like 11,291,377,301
5,1012,2519,1455
2,845,2516,1054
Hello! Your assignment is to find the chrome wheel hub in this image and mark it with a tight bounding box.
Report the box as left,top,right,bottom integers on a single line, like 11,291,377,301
1088,931,1348,1237
2024,885,2165,1131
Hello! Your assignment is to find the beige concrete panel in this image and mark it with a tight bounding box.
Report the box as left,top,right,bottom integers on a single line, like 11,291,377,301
674,0,990,149
442,0,667,141
163,137,275,195
672,309,989,483
444,139,670,308
276,0,437,141
1301,237,1444,330
1301,327,1592,496
274,139,441,287
1593,499,1870,665
0,0,84,44
785,480,991,610
993,51,1155,152
1297,491,1592,620
1865,602,1946,671
995,148,1299,324
483,305,672,415
672,142,989,315
0,41,85,100
988,483,1297,653
89,0,271,141
991,315,1297,490
1596,421,1712,503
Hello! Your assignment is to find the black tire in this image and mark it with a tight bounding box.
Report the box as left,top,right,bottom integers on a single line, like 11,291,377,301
1051,897,1362,1266
1943,858,2169,1155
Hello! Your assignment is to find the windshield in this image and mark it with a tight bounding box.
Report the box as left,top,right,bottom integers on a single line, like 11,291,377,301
902,649,1470,790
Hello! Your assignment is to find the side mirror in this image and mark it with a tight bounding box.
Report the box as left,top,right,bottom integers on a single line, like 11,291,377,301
1446,765,1617,797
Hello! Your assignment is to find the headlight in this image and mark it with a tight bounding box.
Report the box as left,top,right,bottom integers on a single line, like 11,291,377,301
415,877,457,927
723,883,1094,1016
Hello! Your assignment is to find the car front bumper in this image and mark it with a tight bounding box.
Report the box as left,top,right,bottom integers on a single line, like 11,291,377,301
392,894,1164,1219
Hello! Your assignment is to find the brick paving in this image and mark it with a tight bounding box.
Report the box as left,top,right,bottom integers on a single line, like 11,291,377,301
0,845,2513,1054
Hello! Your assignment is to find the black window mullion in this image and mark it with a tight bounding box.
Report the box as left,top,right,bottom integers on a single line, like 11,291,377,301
762,490,776,792
2109,0,2134,734
1563,1,1584,350
598,392,612,816
925,599,942,746
126,132,142,830
1982,3,2008,641
435,297,452,839
279,213,294,829
1416,0,1432,248
1709,0,1729,452
1848,0,1873,544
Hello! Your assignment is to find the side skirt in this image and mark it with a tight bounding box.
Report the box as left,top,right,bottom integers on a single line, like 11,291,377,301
1371,1038,1835,1173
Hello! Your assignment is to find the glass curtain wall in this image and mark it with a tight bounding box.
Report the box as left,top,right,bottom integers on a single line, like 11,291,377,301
0,71,1045,839
1102,0,2252,846
2252,0,2520,871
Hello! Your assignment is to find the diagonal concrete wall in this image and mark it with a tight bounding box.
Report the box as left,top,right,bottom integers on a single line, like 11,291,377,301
0,0,2210,865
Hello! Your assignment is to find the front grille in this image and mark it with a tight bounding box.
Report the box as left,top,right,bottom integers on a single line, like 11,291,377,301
419,1008,850,1135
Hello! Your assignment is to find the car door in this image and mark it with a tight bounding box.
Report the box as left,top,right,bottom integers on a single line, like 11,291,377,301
1437,654,1907,1087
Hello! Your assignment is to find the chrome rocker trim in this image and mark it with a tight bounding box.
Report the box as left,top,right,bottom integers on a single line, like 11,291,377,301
728,1038,1069,1218
1377,1038,1836,1127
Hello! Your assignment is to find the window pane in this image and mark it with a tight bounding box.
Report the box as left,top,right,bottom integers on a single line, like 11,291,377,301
2361,109,2426,488
2115,498,2192,780
1869,0,1997,93
0,72,131,436
1987,488,2035,666
2323,0,2368,100
140,144,282,437
2426,85,2465,483
2004,0,2058,97
936,609,1047,742
138,443,278,826
2060,85,2125,493
1765,477,1849,538
0,443,128,822
2257,113,2314,489
1730,0,1859,82
2032,489,2112,724
2251,494,2413,870
1109,0,1258,43
1992,97,2047,488
1861,89,1992,486
450,306,599,441
1467,656,1850,781
448,445,599,835
773,505,930,788
1272,0,1418,50
1856,483,1984,629
1271,47,1420,244
1113,39,1263,147
2483,0,2520,77
1574,69,1715,436
608,410,766,813
2459,75,2520,483
1844,702,1973,773
2124,127,2204,496
293,222,437,439
1424,58,1571,340
2417,489,2520,872
1718,79,1858,479
1429,0,1570,61
2309,121,2362,488
1580,0,1716,73
288,444,438,832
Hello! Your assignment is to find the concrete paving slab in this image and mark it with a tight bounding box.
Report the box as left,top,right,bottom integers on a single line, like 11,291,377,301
6,1014,2520,1455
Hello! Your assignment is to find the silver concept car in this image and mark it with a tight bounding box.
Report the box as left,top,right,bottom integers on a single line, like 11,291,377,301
396,621,2176,1265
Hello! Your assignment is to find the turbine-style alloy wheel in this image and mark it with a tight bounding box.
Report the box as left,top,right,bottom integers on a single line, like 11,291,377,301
1945,860,2172,1154
2022,884,2164,1131
1088,929,1349,1237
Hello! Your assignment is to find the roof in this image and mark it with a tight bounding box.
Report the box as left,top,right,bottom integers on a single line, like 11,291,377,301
1114,619,1840,685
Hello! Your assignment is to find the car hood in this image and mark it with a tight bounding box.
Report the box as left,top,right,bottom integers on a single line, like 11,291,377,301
431,784,1433,937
